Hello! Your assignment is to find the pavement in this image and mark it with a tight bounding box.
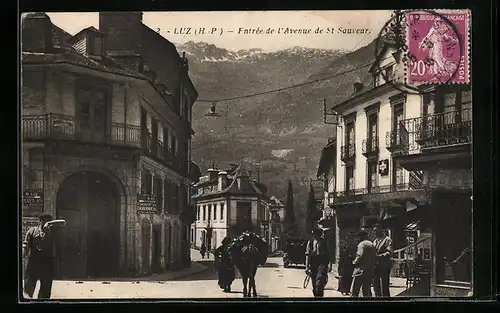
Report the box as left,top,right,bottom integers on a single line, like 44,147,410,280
26,249,407,299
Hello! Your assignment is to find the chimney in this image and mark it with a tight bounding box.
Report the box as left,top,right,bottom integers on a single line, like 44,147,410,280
99,12,144,72
218,171,228,191
207,168,218,181
353,82,364,93
22,13,53,53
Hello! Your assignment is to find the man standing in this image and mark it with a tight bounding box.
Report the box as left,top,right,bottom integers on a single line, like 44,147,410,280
351,230,376,297
373,223,393,297
23,213,58,299
305,228,332,297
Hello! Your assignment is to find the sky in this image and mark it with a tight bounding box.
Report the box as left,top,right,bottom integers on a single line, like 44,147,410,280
46,11,393,52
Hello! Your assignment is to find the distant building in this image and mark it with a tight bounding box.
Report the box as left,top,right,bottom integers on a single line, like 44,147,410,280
268,196,285,252
191,164,270,250
21,12,200,278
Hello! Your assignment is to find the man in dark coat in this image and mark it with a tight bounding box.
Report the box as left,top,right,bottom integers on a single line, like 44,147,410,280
305,228,332,297
22,213,58,299
214,236,236,292
337,247,355,295
372,223,393,297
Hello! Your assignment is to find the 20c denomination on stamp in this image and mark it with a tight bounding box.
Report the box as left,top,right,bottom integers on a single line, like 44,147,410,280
406,10,470,86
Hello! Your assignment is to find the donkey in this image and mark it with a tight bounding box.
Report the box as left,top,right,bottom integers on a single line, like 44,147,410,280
229,232,268,297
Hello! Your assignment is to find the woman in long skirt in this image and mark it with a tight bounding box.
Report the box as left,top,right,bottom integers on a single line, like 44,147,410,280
214,237,235,292
338,248,355,295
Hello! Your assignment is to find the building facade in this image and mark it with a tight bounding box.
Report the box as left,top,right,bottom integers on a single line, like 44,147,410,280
191,165,270,251
268,196,285,252
325,43,472,296
21,12,200,278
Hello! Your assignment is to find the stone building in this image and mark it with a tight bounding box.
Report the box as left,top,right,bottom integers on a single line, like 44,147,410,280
324,42,472,296
268,196,285,252
191,164,270,250
21,12,200,278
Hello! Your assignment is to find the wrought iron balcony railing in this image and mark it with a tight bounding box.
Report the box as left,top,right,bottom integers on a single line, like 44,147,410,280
398,108,472,154
340,144,355,162
23,113,142,147
386,130,404,152
362,136,379,157
23,114,190,174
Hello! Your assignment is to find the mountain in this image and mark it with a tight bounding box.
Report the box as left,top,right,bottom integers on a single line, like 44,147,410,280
178,41,377,235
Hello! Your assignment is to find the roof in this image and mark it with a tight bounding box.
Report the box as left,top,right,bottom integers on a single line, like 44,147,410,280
192,164,269,200
140,24,198,99
22,13,146,80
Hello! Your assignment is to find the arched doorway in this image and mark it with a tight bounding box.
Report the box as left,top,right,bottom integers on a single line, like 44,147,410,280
56,171,120,279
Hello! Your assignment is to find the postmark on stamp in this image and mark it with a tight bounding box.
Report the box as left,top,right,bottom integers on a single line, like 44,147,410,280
406,10,470,86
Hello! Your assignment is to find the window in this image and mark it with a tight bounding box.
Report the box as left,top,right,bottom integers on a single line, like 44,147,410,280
151,118,159,155
89,35,103,56
163,181,171,213
392,162,405,190
367,114,378,151
393,104,404,132
443,92,457,125
345,166,355,192
141,170,152,194
346,122,355,147
153,176,163,213
461,89,472,122
172,135,177,156
367,161,378,192
220,204,224,221
172,184,179,214
203,205,207,221
197,206,200,221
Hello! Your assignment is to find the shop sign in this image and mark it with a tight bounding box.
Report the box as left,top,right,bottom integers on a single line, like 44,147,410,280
137,194,157,214
22,189,44,216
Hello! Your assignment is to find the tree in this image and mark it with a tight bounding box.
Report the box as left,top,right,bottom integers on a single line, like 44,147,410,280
306,183,321,235
283,180,298,238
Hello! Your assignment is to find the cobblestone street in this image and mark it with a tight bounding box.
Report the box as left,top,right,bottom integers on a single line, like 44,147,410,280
41,250,406,299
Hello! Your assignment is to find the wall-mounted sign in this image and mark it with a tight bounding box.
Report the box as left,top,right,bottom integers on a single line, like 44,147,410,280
379,159,389,176
23,189,44,216
137,194,157,214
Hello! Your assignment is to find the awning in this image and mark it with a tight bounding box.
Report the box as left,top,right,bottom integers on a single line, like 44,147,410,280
316,141,336,178
381,204,429,228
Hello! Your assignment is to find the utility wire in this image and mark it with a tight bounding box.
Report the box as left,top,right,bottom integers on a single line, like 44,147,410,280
195,61,373,104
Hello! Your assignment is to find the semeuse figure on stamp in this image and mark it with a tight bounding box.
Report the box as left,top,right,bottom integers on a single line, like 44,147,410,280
22,213,63,299
305,227,332,298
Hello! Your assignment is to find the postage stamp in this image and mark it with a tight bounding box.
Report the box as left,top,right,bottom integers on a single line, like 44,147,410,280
406,10,470,86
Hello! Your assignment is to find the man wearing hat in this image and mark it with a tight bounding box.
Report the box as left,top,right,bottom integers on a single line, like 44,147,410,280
22,213,60,299
305,227,332,297
351,230,377,297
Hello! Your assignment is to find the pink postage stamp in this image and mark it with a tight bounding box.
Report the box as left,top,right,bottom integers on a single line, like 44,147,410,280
406,10,470,85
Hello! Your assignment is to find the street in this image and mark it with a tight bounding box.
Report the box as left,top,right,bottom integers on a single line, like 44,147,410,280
44,250,406,299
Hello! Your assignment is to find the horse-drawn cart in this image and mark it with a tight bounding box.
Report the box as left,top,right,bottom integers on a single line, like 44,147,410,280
283,239,307,268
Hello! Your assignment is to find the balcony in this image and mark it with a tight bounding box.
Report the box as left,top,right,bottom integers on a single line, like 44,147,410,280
362,136,379,158
340,144,355,163
23,113,142,147
399,108,472,155
330,182,428,206
23,114,190,174
386,130,404,153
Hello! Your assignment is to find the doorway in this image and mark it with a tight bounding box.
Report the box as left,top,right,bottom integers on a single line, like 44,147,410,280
56,171,119,278
164,224,171,270
152,225,162,273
